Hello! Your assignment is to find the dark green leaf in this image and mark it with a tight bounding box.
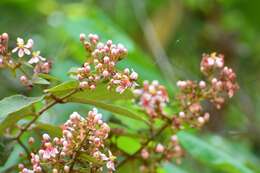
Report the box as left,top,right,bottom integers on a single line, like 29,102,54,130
178,131,253,173
32,76,50,85
0,137,15,166
38,73,61,82
0,95,43,135
34,122,62,137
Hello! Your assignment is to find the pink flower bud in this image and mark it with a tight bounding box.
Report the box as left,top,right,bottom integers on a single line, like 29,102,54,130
204,112,210,121
28,137,35,145
211,78,217,84
130,71,138,80
155,143,164,153
90,84,96,90
171,135,178,143
53,169,58,173
106,40,112,46
199,80,206,89
2,33,8,40
102,70,109,77
103,56,110,63
42,133,50,141
124,68,130,74
177,80,187,89
198,117,205,125
64,166,70,173
79,33,86,42
18,164,24,169
20,75,29,86
79,81,89,89
179,111,185,118
141,149,149,159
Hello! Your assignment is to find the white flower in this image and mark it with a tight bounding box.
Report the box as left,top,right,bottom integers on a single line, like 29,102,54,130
12,37,34,57
28,51,46,64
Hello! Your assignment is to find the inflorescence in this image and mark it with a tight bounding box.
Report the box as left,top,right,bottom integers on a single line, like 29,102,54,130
0,33,51,88
76,33,138,93
19,109,115,173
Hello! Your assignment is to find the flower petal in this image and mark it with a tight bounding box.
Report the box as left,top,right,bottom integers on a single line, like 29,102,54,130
18,49,24,57
28,57,39,64
24,48,31,55
12,47,18,53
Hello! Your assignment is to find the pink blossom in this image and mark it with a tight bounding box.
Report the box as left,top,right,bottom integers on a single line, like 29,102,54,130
12,37,33,57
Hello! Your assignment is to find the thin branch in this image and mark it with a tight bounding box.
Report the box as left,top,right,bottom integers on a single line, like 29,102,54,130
117,122,169,169
17,138,31,162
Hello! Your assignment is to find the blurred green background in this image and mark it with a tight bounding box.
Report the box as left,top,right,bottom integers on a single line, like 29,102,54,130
0,0,259,172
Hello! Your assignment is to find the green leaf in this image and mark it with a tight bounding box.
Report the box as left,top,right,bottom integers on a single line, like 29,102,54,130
0,95,43,135
69,97,148,123
32,76,50,85
45,80,133,101
38,73,61,82
116,136,141,155
0,137,15,166
178,131,253,173
34,122,62,137
44,80,78,93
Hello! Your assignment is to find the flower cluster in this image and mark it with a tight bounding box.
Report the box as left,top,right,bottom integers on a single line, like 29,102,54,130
19,108,115,173
76,33,138,93
134,80,169,118
140,135,184,172
175,53,239,128
0,32,52,87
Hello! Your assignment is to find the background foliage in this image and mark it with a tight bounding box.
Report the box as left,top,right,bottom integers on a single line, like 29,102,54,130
0,0,259,172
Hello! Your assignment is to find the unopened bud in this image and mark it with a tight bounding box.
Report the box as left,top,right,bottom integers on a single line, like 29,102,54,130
155,143,164,153
28,137,35,145
199,80,206,89
64,165,70,173
79,33,86,42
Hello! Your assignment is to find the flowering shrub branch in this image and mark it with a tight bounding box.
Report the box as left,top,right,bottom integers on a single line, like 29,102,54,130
0,32,239,173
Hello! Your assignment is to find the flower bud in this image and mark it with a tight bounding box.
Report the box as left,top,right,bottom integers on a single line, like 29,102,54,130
20,75,29,86
79,33,86,42
130,71,138,80
155,143,164,153
102,56,109,63
178,111,185,118
199,80,206,89
53,169,58,173
42,133,50,141
64,166,70,173
141,149,149,159
198,116,205,125
28,137,35,145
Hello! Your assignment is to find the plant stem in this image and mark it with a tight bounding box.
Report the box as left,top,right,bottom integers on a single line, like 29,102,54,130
117,122,169,169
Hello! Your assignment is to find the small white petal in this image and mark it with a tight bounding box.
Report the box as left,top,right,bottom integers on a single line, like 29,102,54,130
28,57,39,64
18,49,24,57
24,48,31,55
12,47,18,53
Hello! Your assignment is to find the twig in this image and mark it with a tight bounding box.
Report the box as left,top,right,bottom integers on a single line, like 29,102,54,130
17,138,31,162
117,122,169,169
